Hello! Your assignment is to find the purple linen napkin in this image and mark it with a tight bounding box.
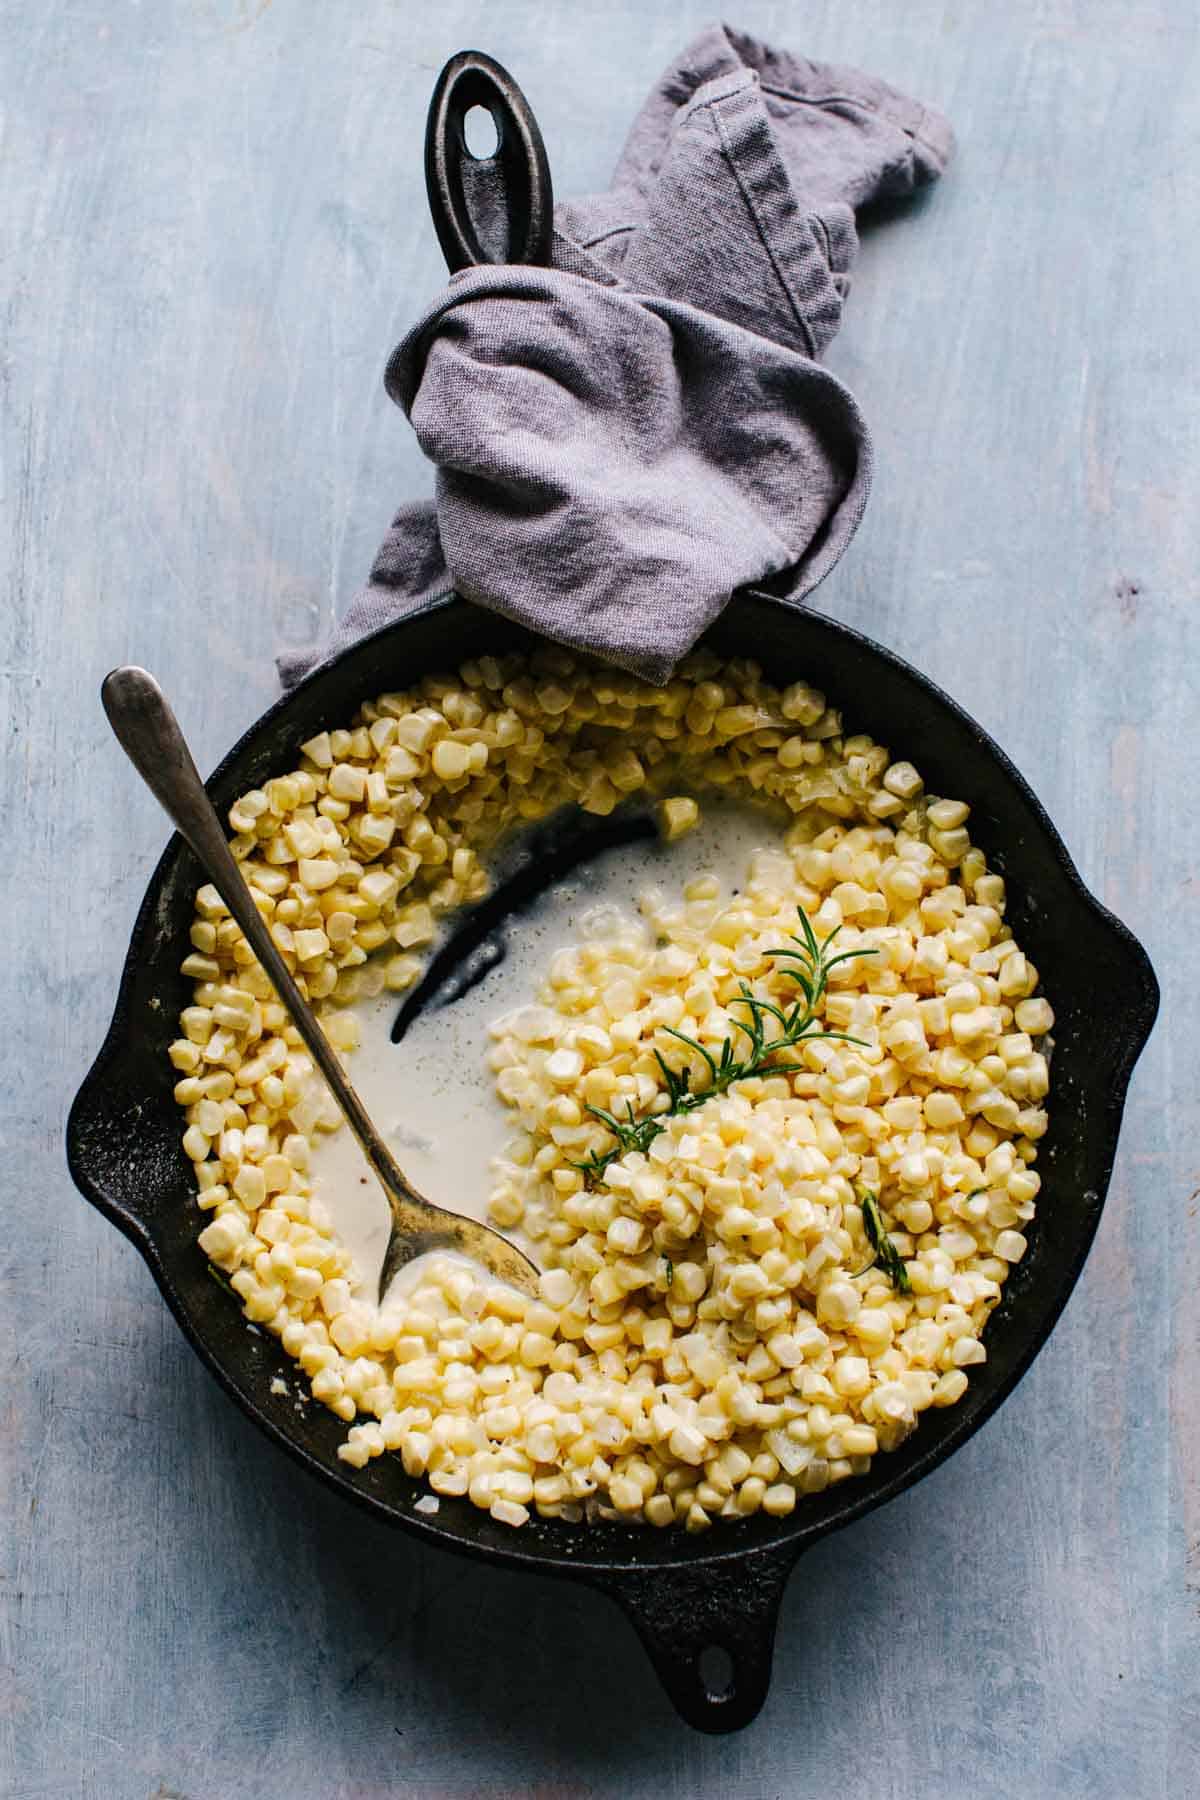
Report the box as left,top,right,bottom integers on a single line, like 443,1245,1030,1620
282,22,951,686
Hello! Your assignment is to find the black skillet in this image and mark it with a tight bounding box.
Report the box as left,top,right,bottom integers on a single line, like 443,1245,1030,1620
67,55,1159,1733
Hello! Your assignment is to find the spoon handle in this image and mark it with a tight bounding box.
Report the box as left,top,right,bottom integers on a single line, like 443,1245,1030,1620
100,666,423,1209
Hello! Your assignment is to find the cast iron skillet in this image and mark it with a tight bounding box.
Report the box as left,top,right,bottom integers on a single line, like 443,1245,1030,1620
67,592,1158,1731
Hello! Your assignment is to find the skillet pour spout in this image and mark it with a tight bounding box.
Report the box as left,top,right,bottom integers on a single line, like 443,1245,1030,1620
66,594,1158,1733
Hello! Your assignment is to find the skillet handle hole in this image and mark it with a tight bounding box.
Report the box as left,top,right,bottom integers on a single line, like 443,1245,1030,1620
463,105,499,159
698,1643,735,1703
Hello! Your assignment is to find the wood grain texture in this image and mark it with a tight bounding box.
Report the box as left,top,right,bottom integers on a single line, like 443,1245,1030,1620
2,1,1196,1794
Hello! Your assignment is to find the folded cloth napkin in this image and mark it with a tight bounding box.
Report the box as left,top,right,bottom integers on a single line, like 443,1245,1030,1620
281,22,951,687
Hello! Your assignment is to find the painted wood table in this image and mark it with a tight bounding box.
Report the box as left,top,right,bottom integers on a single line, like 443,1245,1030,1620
3,2,1196,1794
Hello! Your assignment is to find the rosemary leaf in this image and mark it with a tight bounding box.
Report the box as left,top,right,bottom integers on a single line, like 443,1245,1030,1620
206,1262,238,1299
859,1189,912,1294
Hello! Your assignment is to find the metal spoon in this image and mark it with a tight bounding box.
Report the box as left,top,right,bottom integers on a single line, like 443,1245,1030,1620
101,666,540,1302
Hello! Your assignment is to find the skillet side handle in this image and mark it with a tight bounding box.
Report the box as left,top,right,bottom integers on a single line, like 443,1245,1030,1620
602,1546,795,1734
67,1050,164,1254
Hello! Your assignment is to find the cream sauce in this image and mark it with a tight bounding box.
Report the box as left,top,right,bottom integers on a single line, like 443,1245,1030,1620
309,800,787,1301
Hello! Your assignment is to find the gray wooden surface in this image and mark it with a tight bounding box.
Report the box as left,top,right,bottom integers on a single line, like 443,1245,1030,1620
3,2,1196,1794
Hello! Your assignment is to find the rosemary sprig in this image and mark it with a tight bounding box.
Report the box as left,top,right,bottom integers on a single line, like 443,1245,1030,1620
858,1189,912,1294
573,907,875,1183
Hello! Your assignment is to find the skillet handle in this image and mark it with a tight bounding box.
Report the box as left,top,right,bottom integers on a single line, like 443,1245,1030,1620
67,1043,166,1254
424,50,553,272
601,1545,795,1733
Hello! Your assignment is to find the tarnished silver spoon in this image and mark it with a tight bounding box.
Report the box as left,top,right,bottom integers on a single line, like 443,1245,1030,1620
101,666,540,1302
